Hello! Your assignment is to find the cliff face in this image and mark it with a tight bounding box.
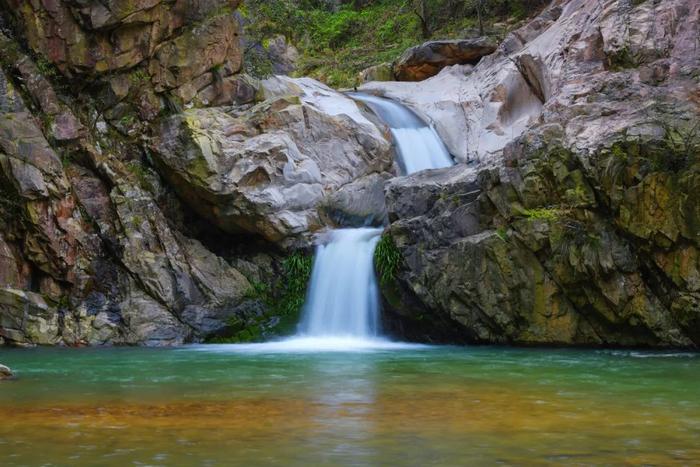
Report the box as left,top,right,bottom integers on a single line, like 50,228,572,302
0,0,698,348
367,0,700,347
0,0,395,346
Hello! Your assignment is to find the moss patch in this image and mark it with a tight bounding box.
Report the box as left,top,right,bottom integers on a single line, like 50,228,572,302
209,251,314,343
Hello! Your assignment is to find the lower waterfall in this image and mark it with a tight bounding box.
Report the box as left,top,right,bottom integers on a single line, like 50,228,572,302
298,228,383,338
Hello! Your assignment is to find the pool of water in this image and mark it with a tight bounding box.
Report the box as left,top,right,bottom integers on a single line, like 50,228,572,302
1,343,699,466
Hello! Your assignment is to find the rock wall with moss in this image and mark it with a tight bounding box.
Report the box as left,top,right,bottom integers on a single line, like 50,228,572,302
0,1,344,347
373,0,700,348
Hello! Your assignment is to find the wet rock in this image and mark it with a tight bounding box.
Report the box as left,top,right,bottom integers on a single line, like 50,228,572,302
375,0,700,348
393,38,497,81
0,364,12,380
0,288,60,345
321,173,391,227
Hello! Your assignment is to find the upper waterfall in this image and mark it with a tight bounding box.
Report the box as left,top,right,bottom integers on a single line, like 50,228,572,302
349,93,454,174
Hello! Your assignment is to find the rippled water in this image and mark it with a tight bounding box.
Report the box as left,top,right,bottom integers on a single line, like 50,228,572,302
1,345,699,466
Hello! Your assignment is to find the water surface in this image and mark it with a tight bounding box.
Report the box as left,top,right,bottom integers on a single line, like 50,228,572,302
1,345,699,466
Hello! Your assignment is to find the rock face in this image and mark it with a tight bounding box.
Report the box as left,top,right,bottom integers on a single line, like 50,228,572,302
393,38,497,81
376,0,700,347
0,3,393,346
1,0,245,124
0,1,341,346
152,76,393,244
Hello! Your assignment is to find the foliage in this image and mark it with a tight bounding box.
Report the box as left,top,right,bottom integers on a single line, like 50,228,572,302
521,207,561,221
374,233,402,285
210,251,314,343
242,0,547,88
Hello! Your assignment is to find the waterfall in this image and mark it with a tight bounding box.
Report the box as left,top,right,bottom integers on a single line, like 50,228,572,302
349,93,454,175
299,228,383,338
218,93,453,350
291,95,454,344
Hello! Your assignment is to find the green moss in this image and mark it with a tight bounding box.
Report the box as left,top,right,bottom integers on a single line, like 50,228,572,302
209,251,314,343
374,233,402,286
521,207,561,221
495,227,509,242
128,69,150,86
126,160,154,192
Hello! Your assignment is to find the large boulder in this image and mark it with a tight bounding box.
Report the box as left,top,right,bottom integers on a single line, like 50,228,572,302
152,76,393,244
393,38,497,81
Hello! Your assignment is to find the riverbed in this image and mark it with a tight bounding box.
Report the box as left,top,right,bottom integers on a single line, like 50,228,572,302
1,344,699,465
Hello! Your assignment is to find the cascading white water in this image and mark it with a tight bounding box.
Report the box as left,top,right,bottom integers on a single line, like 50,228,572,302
209,93,452,351
349,93,454,175
299,228,383,338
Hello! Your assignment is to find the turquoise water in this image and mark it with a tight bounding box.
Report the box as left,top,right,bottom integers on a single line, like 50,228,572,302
1,345,699,465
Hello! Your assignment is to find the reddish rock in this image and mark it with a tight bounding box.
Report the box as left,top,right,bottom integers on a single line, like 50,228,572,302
393,38,497,81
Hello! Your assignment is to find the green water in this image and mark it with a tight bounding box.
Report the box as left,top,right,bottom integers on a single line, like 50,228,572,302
1,344,699,466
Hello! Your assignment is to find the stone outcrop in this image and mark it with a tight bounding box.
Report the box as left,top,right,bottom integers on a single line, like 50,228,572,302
0,3,282,346
375,0,700,347
0,363,12,380
152,76,393,244
358,63,394,83
1,0,245,121
393,38,497,81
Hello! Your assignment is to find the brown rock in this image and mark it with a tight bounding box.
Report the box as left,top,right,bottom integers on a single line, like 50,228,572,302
393,38,497,81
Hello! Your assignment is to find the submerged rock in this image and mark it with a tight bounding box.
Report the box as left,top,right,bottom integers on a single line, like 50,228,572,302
0,364,12,380
393,38,497,81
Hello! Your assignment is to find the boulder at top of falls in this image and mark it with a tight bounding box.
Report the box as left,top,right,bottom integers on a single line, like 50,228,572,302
393,37,497,81
0,364,13,380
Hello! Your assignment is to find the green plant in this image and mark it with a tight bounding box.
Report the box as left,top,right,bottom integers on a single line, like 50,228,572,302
35,56,59,79
521,207,561,221
374,234,402,286
128,69,150,85
495,227,509,242
212,251,313,343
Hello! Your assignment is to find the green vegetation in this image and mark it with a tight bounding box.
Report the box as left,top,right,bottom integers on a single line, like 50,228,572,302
520,207,561,221
603,122,700,188
210,251,314,343
374,233,402,285
242,0,548,87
